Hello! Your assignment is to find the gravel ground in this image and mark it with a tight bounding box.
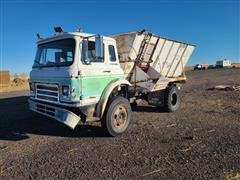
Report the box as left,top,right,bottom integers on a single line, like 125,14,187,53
0,68,239,179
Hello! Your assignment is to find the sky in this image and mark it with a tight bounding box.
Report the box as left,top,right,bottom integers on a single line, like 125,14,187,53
0,0,239,74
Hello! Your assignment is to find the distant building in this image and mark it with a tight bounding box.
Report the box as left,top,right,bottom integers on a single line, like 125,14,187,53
216,59,231,68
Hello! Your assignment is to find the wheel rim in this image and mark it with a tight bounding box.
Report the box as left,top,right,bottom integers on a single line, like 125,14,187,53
171,92,177,106
112,104,128,130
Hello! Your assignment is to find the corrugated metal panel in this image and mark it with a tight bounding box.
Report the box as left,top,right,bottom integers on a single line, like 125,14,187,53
161,41,180,76
167,43,187,77
112,33,136,62
151,38,166,68
112,31,195,78
173,45,194,76
129,33,145,61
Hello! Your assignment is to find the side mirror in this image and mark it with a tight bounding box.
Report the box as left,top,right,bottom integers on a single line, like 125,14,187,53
82,39,91,65
95,35,104,60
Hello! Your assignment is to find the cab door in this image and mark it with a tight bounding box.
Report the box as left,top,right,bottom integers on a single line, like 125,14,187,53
106,42,124,81
80,40,112,105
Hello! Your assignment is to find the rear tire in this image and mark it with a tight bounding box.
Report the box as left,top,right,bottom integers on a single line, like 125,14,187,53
101,96,132,137
164,85,180,112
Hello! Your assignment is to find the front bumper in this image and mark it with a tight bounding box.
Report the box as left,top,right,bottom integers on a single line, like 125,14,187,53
28,99,80,129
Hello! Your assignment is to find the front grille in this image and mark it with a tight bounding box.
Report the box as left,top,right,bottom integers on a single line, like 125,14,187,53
36,104,56,116
36,83,59,102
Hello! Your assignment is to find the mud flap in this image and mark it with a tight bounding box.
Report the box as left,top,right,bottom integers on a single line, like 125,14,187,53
28,99,80,129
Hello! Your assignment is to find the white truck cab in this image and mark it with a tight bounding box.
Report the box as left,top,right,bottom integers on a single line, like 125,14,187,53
29,27,195,136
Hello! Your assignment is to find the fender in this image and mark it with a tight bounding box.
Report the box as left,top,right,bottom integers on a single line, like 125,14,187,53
96,79,131,118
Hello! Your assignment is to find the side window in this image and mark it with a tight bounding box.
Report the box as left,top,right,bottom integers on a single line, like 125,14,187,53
82,41,104,63
87,41,96,61
108,45,116,62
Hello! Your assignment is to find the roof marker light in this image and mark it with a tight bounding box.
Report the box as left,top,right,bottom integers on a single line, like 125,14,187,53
54,26,63,33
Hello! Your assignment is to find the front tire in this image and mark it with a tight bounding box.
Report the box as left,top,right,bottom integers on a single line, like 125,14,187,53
102,96,132,137
164,85,180,112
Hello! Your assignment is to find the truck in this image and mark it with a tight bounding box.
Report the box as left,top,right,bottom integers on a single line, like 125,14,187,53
194,64,208,70
28,27,195,136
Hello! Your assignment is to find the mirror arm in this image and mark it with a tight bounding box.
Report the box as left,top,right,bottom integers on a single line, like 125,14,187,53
95,35,104,59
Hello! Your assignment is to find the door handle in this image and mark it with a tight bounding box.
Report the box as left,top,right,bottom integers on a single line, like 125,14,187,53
103,70,111,73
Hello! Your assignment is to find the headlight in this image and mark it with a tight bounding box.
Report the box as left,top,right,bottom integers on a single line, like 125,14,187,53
62,85,69,96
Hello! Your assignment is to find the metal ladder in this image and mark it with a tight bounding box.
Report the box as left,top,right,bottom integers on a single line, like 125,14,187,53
136,32,159,71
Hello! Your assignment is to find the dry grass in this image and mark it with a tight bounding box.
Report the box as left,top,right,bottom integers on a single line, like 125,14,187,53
232,63,240,68
225,171,240,180
0,74,29,93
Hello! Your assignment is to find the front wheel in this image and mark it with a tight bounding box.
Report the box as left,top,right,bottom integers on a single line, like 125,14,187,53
164,85,180,112
101,96,132,137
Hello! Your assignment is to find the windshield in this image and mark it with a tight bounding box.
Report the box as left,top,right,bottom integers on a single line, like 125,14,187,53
33,38,75,68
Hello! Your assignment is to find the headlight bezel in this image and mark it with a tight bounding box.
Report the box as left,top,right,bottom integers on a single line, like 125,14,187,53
29,82,35,96
62,85,70,96
29,82,35,91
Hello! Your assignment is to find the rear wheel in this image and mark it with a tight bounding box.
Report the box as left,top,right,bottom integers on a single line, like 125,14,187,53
101,96,132,137
164,85,180,112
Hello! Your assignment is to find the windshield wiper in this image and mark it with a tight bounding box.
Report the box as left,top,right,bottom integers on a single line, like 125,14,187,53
34,60,43,68
34,60,40,65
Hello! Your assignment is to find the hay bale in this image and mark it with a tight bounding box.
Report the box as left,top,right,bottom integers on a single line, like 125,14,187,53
232,63,240,68
184,66,194,72
0,71,10,88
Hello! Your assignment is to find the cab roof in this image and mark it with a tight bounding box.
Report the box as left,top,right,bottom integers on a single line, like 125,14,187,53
37,32,115,44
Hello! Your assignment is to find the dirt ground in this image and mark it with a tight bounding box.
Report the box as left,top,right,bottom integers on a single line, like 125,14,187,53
0,69,239,179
